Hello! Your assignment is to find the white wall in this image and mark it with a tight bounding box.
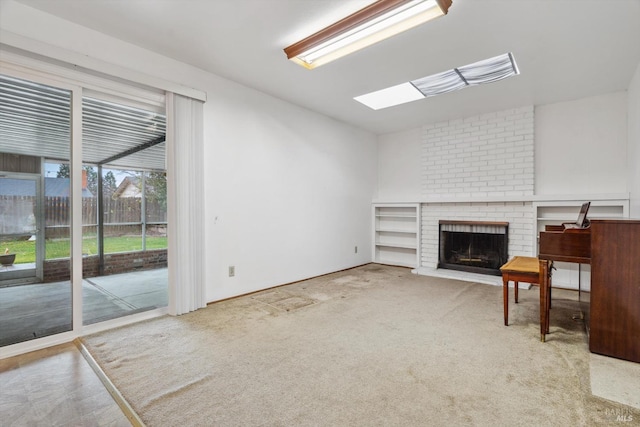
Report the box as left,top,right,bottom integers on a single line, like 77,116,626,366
206,82,377,300
629,62,640,217
0,1,378,302
377,127,421,201
535,92,628,196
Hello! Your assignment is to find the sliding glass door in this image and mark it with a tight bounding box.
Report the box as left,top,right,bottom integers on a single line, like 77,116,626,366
1,65,168,353
81,95,168,325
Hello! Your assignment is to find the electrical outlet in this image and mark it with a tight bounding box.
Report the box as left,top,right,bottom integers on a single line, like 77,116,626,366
355,246,358,253
228,266,235,277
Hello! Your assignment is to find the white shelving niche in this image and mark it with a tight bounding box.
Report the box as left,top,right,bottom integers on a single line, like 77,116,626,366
533,198,628,291
373,204,420,268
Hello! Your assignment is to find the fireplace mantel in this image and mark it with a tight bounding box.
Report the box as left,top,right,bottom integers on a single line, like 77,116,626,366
439,220,509,227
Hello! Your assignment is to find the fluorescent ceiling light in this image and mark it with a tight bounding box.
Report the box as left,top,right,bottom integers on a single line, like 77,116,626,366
284,0,453,70
355,53,520,110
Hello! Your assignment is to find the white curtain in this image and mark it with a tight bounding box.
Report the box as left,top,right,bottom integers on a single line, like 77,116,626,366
166,92,206,315
411,52,518,97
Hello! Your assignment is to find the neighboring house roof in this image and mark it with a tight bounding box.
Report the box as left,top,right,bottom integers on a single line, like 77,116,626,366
0,178,94,198
113,177,141,198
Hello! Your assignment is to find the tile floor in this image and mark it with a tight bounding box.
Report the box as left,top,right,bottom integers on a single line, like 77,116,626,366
0,343,131,426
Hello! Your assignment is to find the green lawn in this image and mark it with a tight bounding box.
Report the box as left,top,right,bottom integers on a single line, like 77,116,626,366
1,236,167,264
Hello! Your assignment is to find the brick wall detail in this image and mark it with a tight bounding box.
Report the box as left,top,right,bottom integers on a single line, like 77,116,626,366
43,249,167,282
421,106,534,198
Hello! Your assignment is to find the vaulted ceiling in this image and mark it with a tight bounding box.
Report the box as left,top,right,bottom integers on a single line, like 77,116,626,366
12,0,640,135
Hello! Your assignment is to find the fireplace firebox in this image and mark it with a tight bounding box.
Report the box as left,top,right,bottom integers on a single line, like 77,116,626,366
438,221,509,276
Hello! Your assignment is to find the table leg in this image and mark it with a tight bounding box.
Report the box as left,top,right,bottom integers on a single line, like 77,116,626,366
539,260,549,342
514,281,519,303
546,263,552,334
503,275,509,326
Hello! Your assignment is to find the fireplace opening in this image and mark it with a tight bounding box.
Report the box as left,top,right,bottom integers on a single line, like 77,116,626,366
438,221,509,276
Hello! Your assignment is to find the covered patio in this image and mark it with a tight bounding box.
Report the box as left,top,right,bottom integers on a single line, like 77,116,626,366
0,268,168,347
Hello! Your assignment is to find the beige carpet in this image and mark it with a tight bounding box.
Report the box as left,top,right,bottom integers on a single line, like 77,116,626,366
82,264,639,426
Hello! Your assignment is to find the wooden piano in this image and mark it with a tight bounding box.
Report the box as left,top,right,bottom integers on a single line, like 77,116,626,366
538,219,640,363
538,225,591,342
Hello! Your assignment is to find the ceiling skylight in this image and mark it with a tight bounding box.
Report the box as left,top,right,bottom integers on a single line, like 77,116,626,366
355,53,520,110
353,82,425,110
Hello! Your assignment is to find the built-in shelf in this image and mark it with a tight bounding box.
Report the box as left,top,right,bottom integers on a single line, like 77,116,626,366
373,204,420,268
375,213,417,218
372,193,630,205
375,228,416,234
375,242,417,249
533,199,629,290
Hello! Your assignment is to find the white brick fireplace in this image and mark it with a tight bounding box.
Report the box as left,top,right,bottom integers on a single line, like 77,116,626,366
415,106,535,281
419,201,534,274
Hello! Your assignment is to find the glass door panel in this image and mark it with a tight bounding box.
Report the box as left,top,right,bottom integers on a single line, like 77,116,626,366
0,176,41,283
0,73,72,347
81,97,168,326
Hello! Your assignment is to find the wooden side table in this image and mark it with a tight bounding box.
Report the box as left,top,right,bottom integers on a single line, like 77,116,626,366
500,256,540,328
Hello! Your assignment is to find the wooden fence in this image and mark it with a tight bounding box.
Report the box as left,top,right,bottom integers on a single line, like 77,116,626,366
0,195,34,235
1,195,166,239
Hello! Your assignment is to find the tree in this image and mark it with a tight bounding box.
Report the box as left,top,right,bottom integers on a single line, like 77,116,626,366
103,171,117,198
56,163,70,178
85,167,98,196
145,171,167,210
56,164,103,197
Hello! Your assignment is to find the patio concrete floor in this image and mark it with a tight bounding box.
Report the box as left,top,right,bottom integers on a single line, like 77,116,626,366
0,268,167,347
